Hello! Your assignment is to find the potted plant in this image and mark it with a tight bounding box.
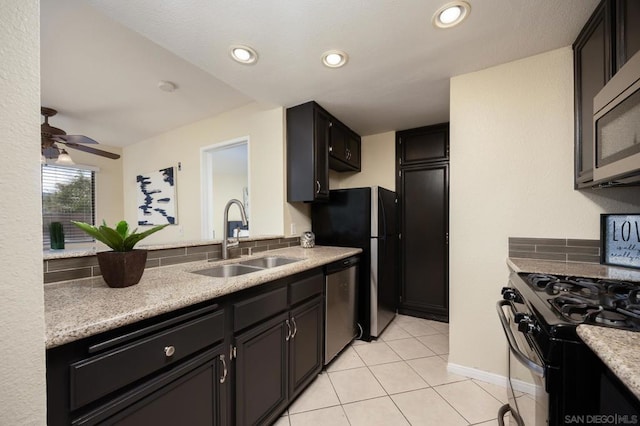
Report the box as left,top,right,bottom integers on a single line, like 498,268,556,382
49,221,65,250
71,220,168,288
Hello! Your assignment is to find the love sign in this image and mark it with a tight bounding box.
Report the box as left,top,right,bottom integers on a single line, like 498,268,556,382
600,214,640,269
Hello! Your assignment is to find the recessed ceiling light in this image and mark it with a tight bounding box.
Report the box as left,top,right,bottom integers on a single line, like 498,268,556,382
432,1,470,29
229,45,258,65
322,50,348,68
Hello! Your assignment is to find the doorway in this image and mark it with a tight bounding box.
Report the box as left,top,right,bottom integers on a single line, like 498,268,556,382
201,138,249,240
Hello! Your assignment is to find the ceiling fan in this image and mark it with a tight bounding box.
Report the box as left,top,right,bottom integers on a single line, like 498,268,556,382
41,107,121,161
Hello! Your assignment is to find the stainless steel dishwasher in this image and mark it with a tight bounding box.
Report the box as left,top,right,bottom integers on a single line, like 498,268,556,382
324,256,359,365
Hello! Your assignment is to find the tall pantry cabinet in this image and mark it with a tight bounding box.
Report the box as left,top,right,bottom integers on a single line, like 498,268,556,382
396,123,450,322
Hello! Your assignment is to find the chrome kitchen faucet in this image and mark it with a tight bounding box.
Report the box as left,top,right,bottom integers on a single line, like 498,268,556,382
222,199,248,260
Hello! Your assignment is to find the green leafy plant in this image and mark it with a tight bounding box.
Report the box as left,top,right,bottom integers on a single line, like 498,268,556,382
71,220,169,252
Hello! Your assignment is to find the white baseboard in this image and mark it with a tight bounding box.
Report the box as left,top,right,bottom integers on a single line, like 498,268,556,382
447,362,537,395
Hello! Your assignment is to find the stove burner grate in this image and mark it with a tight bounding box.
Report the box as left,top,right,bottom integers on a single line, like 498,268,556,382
543,278,602,298
592,310,629,327
525,272,640,331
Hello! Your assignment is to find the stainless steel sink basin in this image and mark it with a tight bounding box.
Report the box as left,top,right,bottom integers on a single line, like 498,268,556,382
239,256,301,269
192,264,264,278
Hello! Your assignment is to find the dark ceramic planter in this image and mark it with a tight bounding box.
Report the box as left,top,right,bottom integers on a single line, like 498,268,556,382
97,250,148,288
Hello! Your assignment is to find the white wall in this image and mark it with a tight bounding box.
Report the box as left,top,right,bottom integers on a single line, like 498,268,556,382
72,147,124,227
449,47,640,377
123,102,285,243
335,131,396,191
212,169,247,238
287,131,398,235
0,1,47,424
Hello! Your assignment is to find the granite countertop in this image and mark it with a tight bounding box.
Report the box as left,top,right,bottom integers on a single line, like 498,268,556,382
507,258,640,282
577,325,640,400
45,245,361,349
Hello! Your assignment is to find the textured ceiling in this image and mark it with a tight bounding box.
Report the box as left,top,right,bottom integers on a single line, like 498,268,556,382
41,0,599,147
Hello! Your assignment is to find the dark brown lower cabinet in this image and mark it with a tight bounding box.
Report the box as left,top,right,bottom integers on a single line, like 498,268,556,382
47,268,329,426
398,163,449,321
94,346,227,426
234,312,289,426
233,295,324,425
289,296,324,398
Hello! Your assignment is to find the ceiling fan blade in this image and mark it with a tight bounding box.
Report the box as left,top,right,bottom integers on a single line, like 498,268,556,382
62,142,121,159
52,134,98,144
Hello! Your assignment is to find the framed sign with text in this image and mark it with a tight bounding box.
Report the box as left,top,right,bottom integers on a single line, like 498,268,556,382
600,214,640,269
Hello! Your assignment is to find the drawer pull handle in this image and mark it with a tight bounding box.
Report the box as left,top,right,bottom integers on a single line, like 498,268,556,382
219,355,228,384
291,317,298,339
164,345,176,357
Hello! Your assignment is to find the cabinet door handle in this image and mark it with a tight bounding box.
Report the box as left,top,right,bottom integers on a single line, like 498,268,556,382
164,346,175,357
229,344,237,360
316,180,321,194
219,354,228,384
291,317,298,339
285,319,292,341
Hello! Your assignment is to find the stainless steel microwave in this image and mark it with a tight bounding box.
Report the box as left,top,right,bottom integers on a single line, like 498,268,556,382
593,50,640,184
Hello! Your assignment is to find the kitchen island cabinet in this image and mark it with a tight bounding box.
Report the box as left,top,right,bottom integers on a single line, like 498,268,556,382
233,273,324,425
234,312,289,425
47,303,229,426
288,295,323,398
45,247,356,426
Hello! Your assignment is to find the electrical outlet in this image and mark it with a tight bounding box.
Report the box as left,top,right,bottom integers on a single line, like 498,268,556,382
290,223,297,235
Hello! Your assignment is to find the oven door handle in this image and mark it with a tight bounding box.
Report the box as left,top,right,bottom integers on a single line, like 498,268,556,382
496,300,545,378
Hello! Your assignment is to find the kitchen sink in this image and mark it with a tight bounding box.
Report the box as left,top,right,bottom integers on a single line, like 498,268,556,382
239,256,301,269
192,256,302,278
192,264,264,278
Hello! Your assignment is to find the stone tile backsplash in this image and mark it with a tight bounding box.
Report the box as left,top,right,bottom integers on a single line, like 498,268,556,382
509,237,600,264
44,237,301,284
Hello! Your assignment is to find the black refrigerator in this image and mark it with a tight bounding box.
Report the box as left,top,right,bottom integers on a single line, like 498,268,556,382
311,186,397,340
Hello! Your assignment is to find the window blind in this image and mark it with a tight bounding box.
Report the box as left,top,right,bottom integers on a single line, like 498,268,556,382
42,164,95,246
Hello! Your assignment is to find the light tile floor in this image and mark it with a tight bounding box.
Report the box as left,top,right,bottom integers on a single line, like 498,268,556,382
274,314,508,426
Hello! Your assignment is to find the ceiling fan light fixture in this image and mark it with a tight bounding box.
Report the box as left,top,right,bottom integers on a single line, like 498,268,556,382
55,149,75,166
229,45,258,65
322,50,348,68
432,1,470,29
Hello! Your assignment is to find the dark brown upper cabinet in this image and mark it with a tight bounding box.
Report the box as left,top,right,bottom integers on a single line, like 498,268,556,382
329,120,361,172
287,101,361,202
573,0,640,188
616,0,640,72
287,102,330,202
397,123,449,166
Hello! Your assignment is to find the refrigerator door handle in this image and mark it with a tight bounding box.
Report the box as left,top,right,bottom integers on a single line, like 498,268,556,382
379,194,387,240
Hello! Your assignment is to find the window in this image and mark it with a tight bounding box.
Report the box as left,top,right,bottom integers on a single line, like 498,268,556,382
42,164,95,246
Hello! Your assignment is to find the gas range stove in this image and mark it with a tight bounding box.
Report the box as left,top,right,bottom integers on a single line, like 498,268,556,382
524,273,640,331
499,271,640,425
